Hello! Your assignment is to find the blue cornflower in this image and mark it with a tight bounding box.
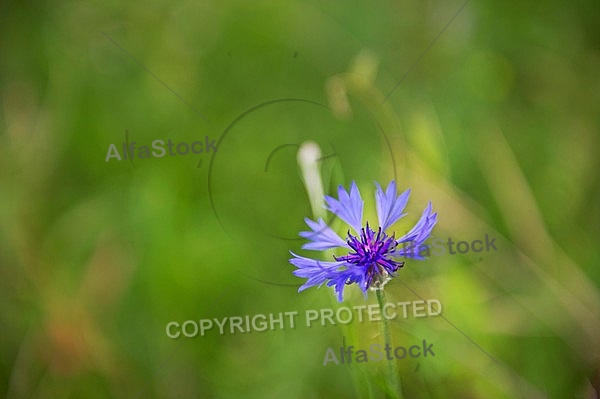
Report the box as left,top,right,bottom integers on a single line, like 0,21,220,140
290,181,437,302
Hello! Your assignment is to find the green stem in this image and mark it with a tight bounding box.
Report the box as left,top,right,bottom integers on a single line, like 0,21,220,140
376,288,403,399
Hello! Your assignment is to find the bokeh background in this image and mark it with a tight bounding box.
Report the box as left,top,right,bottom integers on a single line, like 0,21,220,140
1,0,600,398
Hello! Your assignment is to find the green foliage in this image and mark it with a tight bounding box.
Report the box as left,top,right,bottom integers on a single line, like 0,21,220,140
1,0,599,397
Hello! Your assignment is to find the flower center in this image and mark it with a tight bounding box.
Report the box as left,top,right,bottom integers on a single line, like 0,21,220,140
335,223,405,287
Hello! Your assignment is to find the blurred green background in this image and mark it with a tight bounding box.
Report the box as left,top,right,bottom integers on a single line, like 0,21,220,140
1,0,600,398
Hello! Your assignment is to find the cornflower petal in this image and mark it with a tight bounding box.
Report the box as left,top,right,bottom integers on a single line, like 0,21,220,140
324,181,363,233
392,202,438,259
375,181,411,230
299,218,348,251
289,252,347,291
326,267,367,302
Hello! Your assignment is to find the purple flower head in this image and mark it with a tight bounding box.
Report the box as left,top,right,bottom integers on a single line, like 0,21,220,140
290,181,437,302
